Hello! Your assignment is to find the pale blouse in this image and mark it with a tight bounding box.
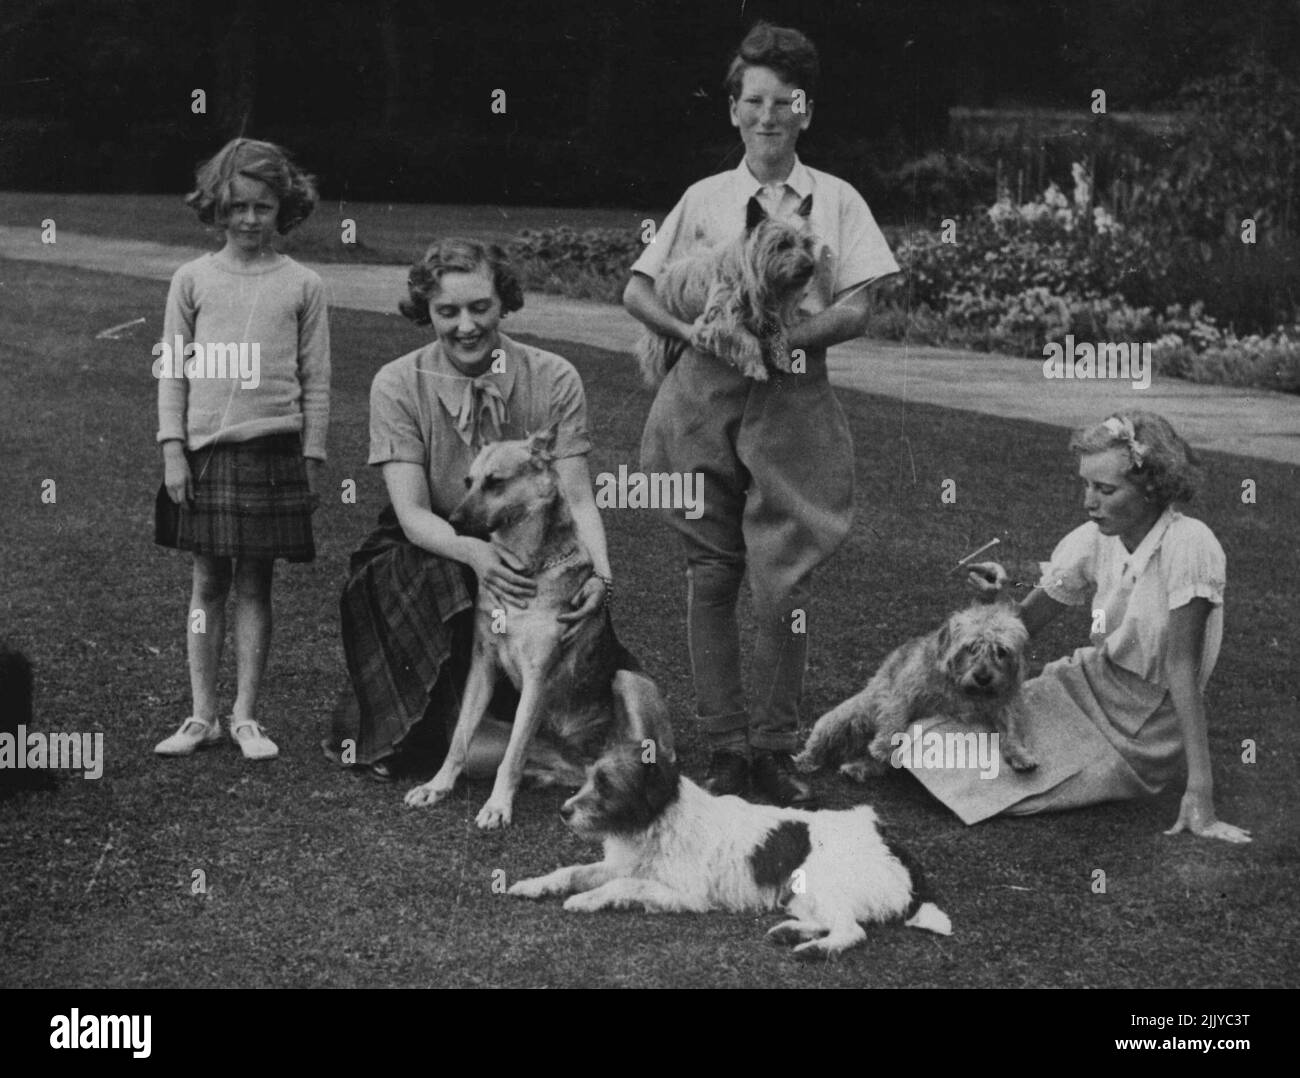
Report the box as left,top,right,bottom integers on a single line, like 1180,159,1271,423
1038,506,1226,690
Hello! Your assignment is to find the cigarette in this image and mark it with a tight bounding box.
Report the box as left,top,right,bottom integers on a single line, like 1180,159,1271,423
951,537,1000,573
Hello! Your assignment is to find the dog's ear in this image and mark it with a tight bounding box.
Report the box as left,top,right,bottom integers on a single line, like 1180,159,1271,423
528,422,558,464
936,621,951,654
796,193,813,219
745,195,767,233
640,754,680,815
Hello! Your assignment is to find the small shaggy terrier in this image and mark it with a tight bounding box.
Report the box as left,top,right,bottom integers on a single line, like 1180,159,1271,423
795,603,1035,781
636,194,817,386
508,743,951,957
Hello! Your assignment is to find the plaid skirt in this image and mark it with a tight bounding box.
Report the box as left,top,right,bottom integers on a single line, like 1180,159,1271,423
340,504,478,764
155,433,315,562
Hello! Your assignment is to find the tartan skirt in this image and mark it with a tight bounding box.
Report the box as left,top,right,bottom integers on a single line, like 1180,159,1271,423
340,504,478,764
156,433,315,562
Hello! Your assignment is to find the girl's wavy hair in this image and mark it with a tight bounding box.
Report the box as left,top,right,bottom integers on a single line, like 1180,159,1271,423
724,21,820,100
1070,410,1204,506
399,239,525,325
185,138,318,234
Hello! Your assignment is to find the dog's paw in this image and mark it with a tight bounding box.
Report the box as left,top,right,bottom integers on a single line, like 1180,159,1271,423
1004,745,1039,772
766,331,794,373
404,779,453,808
791,750,819,774
792,927,865,959
475,798,513,830
507,876,556,900
729,335,768,380
839,758,887,783
791,937,842,960
562,890,607,913
767,919,823,946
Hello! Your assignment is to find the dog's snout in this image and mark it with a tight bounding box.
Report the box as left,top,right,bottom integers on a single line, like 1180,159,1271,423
973,669,993,687
560,801,575,821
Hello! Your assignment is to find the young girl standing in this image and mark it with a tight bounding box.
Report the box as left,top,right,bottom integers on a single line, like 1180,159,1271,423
154,138,330,760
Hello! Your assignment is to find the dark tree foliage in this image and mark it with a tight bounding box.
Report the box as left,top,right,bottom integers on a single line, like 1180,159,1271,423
0,0,1296,205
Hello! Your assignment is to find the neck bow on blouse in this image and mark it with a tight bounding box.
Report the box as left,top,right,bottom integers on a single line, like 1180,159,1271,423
454,374,508,449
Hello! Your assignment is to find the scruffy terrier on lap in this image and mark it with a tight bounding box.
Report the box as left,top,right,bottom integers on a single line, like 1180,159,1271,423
795,588,1036,781
636,195,816,386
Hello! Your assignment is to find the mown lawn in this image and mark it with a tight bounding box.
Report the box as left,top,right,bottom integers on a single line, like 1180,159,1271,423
0,257,1294,988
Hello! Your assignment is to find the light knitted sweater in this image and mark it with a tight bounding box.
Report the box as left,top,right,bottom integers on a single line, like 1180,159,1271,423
156,253,330,459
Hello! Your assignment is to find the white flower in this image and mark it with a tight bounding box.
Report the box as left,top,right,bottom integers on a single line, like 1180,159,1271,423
987,197,1018,225
1092,204,1121,235
1042,182,1069,211
1072,162,1092,210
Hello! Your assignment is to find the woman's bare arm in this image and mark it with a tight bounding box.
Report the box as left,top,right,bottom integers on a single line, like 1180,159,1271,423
555,455,612,637
1014,587,1069,637
382,461,535,607
1163,598,1251,843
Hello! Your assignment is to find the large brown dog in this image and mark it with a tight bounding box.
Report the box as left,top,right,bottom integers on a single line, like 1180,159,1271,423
404,425,674,829
794,603,1036,781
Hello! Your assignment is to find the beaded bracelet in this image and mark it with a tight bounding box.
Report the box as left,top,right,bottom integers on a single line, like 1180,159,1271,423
595,574,614,608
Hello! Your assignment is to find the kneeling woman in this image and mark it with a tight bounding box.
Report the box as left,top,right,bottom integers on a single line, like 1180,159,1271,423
334,240,611,779
913,412,1250,843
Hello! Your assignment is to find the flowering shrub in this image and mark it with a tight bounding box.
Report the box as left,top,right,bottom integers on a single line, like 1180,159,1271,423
877,167,1300,392
498,180,1299,393
509,227,643,303
1149,305,1300,392
887,163,1165,312
511,227,643,277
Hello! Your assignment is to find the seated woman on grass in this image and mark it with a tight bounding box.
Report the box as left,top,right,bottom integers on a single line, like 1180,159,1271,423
325,239,611,782
913,411,1250,844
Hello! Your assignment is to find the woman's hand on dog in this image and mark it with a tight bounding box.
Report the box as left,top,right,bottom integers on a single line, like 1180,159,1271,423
965,561,1008,598
558,576,607,643
1164,789,1252,844
464,538,536,609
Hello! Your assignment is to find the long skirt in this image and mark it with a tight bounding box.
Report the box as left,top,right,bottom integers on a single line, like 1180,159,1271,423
339,504,479,765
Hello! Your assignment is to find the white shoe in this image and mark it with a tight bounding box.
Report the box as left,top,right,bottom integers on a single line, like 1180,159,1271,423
230,718,279,760
155,717,222,756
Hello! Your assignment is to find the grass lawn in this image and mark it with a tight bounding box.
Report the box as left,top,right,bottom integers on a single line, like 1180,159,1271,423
0,257,1295,988
0,191,655,267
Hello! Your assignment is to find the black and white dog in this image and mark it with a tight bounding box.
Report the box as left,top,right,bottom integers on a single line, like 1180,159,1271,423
509,743,951,957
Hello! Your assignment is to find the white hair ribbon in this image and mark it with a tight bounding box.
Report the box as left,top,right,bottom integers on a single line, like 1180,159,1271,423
1101,415,1148,468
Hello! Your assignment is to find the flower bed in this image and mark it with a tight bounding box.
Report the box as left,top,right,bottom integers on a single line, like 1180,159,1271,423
501,172,1300,393
876,166,1300,393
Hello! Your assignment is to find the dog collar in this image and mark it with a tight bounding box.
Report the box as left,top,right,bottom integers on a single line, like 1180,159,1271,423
537,545,580,572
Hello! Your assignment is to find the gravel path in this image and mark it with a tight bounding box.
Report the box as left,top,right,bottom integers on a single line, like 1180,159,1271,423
3,224,1297,464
